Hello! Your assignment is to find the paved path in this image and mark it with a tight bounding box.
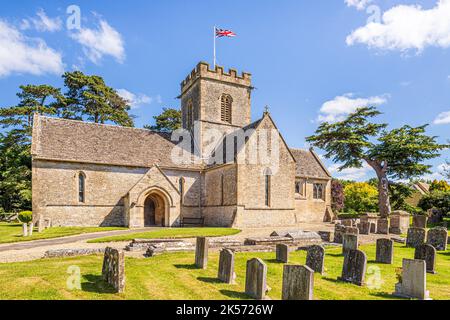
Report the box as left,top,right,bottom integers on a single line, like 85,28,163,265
0,227,158,252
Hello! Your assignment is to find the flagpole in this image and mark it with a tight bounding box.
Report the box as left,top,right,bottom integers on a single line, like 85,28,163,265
213,26,216,68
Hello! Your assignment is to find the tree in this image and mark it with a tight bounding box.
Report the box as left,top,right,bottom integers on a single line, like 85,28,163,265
429,180,450,192
331,180,345,212
145,108,181,132
344,182,379,214
389,182,414,210
63,71,134,127
307,107,448,217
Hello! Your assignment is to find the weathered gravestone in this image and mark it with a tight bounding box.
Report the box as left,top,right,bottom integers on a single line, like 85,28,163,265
102,247,125,293
406,228,426,248
333,224,346,243
357,221,370,235
414,244,437,274
389,211,410,235
377,218,389,235
218,249,236,284
281,265,314,300
245,258,268,300
413,215,427,229
22,223,28,237
346,226,359,235
276,244,289,263
338,249,367,286
376,238,394,264
394,259,431,300
306,245,325,274
28,223,34,236
427,227,448,251
195,237,209,269
342,234,358,254
318,231,331,242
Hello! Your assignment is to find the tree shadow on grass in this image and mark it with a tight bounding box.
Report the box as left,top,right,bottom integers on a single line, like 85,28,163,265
81,274,117,294
174,264,198,270
197,277,222,284
265,259,284,264
322,277,342,284
326,253,344,258
220,289,252,300
370,292,405,300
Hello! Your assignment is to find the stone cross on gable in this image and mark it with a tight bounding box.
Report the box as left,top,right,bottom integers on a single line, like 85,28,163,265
264,105,270,114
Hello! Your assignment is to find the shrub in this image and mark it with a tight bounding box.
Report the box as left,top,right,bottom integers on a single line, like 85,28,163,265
429,180,450,192
331,180,345,212
418,191,450,215
344,182,379,214
18,211,33,224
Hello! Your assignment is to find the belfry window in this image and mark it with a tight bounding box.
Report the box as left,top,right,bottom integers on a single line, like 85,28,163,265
221,94,232,124
186,101,194,129
78,172,86,203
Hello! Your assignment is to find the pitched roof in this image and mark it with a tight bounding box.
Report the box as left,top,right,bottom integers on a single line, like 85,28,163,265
413,182,430,195
290,148,331,179
31,114,201,169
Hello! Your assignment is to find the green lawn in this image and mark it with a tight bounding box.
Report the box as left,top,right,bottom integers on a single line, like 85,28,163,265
0,243,448,300
0,223,126,244
88,228,241,243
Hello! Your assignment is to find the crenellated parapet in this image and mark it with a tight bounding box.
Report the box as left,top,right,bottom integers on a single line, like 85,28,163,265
181,61,252,94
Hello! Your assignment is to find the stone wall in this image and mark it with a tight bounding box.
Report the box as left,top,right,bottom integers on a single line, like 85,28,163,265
294,179,331,223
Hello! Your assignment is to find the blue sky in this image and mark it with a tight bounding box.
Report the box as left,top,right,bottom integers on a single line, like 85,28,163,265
0,0,449,181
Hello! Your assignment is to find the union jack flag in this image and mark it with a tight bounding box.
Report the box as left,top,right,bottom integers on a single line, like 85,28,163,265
215,28,236,38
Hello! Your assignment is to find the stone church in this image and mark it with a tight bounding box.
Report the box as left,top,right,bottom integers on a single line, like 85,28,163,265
31,62,332,228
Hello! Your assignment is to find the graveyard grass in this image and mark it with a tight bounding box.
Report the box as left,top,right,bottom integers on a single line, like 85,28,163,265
87,228,241,243
0,243,449,300
0,223,126,244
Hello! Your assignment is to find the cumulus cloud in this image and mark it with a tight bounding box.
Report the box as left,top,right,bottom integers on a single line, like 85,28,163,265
0,20,64,77
20,9,62,32
433,111,450,124
117,89,159,109
318,93,387,123
328,163,373,181
70,19,125,64
345,0,372,11
346,0,450,52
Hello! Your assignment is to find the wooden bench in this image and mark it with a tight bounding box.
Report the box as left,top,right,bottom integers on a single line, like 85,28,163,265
180,217,205,227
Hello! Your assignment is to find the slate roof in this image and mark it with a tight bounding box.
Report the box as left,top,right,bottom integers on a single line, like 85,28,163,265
290,148,331,179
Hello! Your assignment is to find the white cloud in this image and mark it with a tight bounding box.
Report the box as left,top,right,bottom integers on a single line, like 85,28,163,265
345,0,372,11
0,20,64,77
70,19,125,64
21,9,62,32
318,93,387,123
328,163,373,181
433,111,450,124
117,89,156,109
346,0,450,52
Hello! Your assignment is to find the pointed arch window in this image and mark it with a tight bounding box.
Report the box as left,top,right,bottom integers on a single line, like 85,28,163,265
264,168,272,207
221,94,232,124
186,100,194,129
78,172,86,203
179,177,185,204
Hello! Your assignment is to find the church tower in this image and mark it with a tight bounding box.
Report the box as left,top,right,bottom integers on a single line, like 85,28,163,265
179,62,253,158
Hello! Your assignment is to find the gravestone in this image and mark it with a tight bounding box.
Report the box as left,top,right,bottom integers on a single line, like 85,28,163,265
377,219,389,234
102,247,125,293
346,226,359,235
413,215,427,229
318,231,331,242
342,234,358,254
276,244,289,263
389,211,410,234
414,244,437,274
218,249,236,284
370,222,377,234
406,228,426,248
195,237,209,269
333,224,346,243
427,227,448,251
245,258,268,300
282,265,314,300
376,239,394,264
306,245,325,274
394,259,431,300
28,222,34,236
342,219,353,227
338,249,367,286
22,223,28,237
357,222,370,235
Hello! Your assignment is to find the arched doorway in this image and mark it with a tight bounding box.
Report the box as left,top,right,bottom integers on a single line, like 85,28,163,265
143,192,166,227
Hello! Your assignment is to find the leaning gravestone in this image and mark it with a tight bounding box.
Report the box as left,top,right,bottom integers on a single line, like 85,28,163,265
394,259,431,300
338,249,367,286
306,245,325,274
102,247,125,293
282,265,314,300
376,239,394,264
406,228,426,248
342,234,358,254
377,218,389,235
427,227,448,251
276,244,289,263
195,237,209,269
413,215,427,228
245,258,268,300
218,249,236,284
414,244,437,274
